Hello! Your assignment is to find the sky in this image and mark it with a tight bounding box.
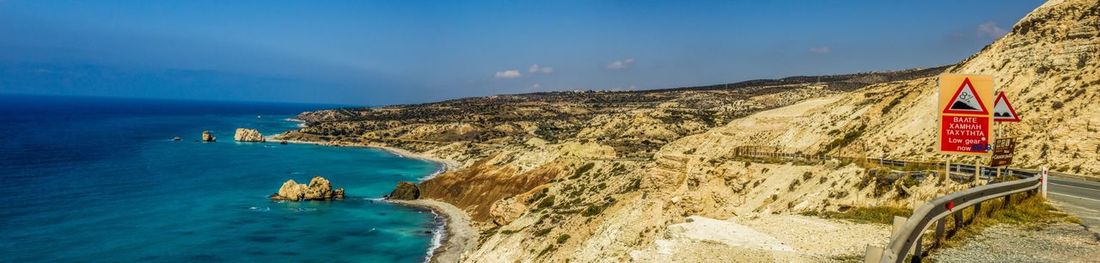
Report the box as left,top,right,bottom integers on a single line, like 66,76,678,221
0,1,1043,105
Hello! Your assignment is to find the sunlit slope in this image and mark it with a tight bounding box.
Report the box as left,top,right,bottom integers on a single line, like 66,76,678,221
666,0,1100,176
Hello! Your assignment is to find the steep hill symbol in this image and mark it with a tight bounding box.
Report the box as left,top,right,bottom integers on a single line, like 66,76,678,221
943,78,989,115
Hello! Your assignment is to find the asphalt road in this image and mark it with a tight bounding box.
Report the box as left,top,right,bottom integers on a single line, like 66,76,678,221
1047,176,1100,236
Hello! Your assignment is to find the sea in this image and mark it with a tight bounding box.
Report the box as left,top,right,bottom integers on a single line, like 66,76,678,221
0,95,442,262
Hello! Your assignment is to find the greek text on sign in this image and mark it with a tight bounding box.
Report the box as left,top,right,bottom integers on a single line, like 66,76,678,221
992,92,1021,122
938,75,994,155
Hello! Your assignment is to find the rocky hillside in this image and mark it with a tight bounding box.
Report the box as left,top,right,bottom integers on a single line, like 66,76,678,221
272,0,1098,261
674,0,1100,175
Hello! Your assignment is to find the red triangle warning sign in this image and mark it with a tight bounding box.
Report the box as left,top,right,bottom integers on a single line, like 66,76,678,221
942,78,990,115
993,91,1021,122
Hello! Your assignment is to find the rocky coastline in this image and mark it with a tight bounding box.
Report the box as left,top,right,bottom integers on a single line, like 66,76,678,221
270,135,471,262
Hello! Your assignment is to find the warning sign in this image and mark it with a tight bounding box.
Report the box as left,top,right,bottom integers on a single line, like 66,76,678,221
939,75,994,155
992,92,1021,122
990,137,1015,167
941,115,991,152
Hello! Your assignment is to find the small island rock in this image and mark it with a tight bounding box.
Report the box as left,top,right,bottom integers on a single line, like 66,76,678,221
271,176,345,201
234,128,265,142
201,131,216,142
386,181,420,200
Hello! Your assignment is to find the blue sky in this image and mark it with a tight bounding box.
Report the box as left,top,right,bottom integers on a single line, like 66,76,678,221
0,1,1042,105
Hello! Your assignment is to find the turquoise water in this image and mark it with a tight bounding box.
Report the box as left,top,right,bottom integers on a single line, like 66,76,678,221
0,95,441,262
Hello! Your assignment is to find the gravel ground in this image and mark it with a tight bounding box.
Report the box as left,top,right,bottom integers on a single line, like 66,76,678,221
928,223,1100,262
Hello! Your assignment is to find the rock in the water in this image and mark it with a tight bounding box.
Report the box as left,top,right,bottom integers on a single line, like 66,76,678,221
271,176,345,201
234,128,265,142
386,181,420,200
201,131,216,142
172,136,182,141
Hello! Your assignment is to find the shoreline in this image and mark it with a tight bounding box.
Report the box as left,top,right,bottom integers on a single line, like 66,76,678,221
269,135,472,263
268,137,461,178
390,199,476,263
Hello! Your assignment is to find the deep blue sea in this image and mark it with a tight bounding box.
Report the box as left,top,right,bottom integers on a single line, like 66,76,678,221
0,95,441,262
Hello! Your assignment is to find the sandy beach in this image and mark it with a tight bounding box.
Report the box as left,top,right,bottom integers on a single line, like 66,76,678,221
390,199,476,263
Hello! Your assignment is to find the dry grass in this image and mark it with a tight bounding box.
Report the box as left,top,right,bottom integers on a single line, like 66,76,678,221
937,193,1079,249
802,206,913,225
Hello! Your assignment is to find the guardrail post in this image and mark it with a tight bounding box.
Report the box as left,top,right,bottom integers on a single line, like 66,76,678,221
1003,194,1012,208
892,216,907,238
1041,166,1048,199
911,234,923,263
864,245,883,263
971,202,982,224
953,210,964,230
934,219,945,246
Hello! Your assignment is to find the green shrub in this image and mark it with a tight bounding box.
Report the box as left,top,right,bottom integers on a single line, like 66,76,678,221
537,195,556,210
556,234,571,244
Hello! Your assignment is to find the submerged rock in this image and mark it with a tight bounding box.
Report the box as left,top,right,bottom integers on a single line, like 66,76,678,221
201,131,216,142
271,176,345,201
234,128,265,142
386,181,420,200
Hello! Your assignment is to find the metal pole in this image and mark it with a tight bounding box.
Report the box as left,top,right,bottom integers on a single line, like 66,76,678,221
973,160,980,183
945,159,951,180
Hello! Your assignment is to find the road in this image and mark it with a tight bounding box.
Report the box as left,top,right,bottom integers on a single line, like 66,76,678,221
1047,175,1100,236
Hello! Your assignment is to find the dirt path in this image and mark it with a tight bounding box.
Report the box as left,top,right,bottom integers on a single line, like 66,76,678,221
928,223,1100,262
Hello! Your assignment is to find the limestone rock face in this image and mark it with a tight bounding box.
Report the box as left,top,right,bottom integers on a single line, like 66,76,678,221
276,179,308,200
386,181,420,200
271,176,345,201
201,131,216,142
489,197,526,226
234,128,265,142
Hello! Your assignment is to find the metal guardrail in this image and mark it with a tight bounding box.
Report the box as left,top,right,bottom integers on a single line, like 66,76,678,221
730,146,1050,262
870,171,1044,263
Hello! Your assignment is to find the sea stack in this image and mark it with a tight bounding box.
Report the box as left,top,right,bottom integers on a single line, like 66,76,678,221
386,181,420,200
234,128,265,142
271,176,345,201
201,131,216,142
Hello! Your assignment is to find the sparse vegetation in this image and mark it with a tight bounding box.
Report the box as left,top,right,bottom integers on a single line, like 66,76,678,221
940,194,1078,249
537,195,556,210
556,234,571,244
802,206,912,224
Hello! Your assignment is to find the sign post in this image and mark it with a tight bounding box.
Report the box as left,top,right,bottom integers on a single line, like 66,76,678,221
938,75,995,155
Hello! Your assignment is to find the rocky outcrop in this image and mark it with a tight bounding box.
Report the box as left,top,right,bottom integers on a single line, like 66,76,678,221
201,131,216,142
271,176,345,201
234,128,265,142
489,197,526,226
386,181,420,200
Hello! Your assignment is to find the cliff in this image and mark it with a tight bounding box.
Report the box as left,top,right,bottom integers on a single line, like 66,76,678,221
271,0,1098,261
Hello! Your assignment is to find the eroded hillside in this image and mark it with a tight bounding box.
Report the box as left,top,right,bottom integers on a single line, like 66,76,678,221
273,0,1098,261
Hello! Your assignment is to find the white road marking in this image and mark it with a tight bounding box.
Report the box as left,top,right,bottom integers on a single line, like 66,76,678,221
1050,192,1100,203
1049,182,1100,191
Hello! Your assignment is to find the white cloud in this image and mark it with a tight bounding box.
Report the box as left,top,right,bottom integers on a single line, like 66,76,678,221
528,64,554,74
529,83,542,90
494,70,521,79
607,58,635,70
809,46,832,54
977,21,1008,39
